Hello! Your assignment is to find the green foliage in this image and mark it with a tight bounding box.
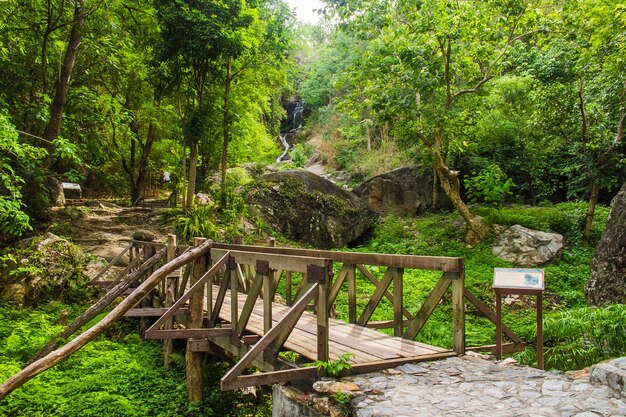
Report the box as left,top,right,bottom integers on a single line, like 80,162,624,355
474,202,609,245
0,303,271,417
515,305,626,371
464,164,515,206
0,113,47,237
312,353,355,378
175,206,220,242
289,143,313,168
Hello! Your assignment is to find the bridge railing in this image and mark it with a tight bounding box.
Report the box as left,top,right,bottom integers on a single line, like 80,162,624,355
212,243,466,355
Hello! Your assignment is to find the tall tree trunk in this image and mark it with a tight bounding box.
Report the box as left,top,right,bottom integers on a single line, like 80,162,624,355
432,162,439,211
180,142,187,208
185,141,198,210
131,122,157,204
219,57,232,209
42,0,84,169
433,135,489,244
583,179,601,245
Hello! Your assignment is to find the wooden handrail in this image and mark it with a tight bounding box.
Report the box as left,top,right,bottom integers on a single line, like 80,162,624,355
212,243,463,272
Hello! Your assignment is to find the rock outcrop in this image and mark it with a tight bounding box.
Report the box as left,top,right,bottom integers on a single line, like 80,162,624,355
353,166,452,216
246,170,376,249
585,183,626,305
45,176,65,207
0,233,94,305
492,225,564,266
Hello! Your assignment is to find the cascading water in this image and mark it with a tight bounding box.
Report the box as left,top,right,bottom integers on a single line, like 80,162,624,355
276,99,305,163
276,133,290,163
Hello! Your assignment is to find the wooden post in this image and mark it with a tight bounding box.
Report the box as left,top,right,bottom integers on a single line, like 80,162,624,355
347,264,356,324
451,262,465,355
229,255,239,345
263,270,273,333
140,244,157,338
317,278,329,362
187,237,206,401
495,292,502,360
393,268,403,337
164,234,176,368
537,293,544,370
285,271,292,306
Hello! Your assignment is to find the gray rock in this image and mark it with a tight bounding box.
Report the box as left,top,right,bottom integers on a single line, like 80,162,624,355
132,229,157,242
246,170,376,249
45,176,65,207
353,165,453,216
0,233,92,305
492,225,564,266
591,360,626,399
585,183,626,305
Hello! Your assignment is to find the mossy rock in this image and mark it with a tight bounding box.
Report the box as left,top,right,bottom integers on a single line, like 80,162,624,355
0,233,95,305
246,170,377,249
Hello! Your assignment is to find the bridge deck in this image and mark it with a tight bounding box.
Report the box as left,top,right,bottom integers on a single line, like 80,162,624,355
216,287,449,364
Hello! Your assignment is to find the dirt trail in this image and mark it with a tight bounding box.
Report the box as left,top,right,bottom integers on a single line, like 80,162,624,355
56,199,173,266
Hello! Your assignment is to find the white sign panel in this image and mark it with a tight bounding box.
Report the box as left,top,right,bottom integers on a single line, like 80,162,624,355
493,268,544,290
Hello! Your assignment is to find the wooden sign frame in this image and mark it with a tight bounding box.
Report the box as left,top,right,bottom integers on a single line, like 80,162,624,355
493,268,545,370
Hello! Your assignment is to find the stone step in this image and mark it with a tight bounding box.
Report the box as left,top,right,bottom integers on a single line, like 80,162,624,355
591,358,626,399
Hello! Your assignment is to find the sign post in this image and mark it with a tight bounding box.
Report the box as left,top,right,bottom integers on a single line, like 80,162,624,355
493,268,544,370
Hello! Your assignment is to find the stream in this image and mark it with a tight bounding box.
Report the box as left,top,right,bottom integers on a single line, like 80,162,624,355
276,100,304,163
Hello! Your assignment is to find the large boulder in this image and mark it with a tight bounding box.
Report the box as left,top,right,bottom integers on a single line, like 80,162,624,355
246,170,376,249
353,166,452,216
585,183,626,305
0,233,95,305
492,225,564,266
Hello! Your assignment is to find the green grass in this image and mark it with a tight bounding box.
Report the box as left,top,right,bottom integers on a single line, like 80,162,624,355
0,303,271,417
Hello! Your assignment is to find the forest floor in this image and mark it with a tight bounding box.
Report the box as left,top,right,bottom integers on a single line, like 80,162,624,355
47,198,173,266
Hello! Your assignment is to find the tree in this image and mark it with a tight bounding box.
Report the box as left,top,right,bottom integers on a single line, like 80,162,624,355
41,0,86,170
324,0,546,243
155,0,257,210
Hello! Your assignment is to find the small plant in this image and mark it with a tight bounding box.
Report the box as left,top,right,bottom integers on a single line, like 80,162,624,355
175,206,220,241
289,143,313,168
332,389,352,414
332,390,351,405
312,353,355,378
464,163,515,206
278,350,299,362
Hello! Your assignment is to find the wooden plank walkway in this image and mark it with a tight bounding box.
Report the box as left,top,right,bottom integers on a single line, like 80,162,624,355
215,287,449,364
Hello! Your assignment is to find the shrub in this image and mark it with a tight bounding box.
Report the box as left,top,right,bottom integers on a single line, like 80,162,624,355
464,164,515,206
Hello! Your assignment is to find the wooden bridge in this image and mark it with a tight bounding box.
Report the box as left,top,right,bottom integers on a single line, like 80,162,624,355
0,235,525,401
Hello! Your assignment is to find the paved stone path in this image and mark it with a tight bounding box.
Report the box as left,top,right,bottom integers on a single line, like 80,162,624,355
345,354,626,417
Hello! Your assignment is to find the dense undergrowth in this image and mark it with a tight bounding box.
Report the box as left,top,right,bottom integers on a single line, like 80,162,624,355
0,303,271,417
348,202,624,370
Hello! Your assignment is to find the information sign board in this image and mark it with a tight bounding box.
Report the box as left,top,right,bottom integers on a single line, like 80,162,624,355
493,268,544,291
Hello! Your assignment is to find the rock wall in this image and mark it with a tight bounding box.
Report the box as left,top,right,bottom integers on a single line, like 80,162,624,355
246,170,376,249
585,183,626,305
353,166,452,216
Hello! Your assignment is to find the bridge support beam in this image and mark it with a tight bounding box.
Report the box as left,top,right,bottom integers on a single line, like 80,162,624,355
163,234,177,368
187,237,207,401
451,261,465,355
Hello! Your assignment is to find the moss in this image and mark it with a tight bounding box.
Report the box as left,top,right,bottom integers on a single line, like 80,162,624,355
0,233,96,305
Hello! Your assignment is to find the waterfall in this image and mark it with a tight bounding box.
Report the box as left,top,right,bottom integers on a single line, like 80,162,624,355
276,100,305,163
276,133,290,163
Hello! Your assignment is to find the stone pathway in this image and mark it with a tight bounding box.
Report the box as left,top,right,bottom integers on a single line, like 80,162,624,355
345,354,626,417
